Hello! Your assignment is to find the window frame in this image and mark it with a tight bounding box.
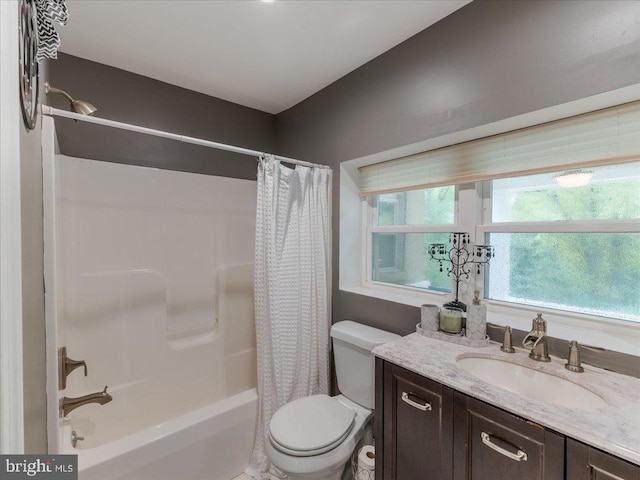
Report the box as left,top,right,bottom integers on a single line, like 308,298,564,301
363,184,482,300
372,193,407,273
478,175,640,324
362,175,639,326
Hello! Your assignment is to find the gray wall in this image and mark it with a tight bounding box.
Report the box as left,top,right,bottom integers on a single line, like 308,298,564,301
20,65,48,453
48,53,276,180
275,0,640,338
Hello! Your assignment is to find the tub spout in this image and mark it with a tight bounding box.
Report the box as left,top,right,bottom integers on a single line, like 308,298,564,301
60,386,112,417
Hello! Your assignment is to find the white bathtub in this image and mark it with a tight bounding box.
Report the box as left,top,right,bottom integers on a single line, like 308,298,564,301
61,388,257,480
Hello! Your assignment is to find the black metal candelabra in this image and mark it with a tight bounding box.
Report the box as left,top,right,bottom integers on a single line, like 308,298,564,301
428,232,495,312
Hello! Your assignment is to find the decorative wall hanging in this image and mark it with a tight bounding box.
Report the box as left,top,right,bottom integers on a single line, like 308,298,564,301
19,0,40,130
18,0,68,130
35,0,68,62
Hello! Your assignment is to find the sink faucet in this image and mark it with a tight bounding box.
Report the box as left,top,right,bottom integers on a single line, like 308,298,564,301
522,314,550,362
565,340,605,373
501,326,515,353
60,386,112,417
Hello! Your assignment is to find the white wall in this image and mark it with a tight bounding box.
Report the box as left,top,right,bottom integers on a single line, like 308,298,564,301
0,0,25,454
0,0,48,454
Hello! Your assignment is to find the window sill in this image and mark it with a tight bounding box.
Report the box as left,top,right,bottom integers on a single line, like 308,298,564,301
340,285,640,357
340,285,447,308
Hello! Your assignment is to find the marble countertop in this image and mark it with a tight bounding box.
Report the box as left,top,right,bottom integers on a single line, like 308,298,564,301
373,333,640,465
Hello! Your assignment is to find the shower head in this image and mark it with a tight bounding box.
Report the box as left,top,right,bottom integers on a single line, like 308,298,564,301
70,99,97,116
45,81,97,116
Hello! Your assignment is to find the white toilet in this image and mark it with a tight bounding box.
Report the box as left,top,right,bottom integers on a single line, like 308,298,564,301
266,321,400,480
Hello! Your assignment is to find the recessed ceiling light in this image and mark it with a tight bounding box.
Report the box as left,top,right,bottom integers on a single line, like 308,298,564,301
262,0,275,3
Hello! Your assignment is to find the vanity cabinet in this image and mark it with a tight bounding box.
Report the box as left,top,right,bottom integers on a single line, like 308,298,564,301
376,360,638,480
566,439,640,479
452,392,564,480
377,359,454,480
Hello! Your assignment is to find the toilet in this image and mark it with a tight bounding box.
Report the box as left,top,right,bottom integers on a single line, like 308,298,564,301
266,320,400,480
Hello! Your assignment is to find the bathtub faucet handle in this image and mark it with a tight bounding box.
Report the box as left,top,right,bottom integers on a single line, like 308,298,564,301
67,357,87,376
71,430,84,448
59,346,88,390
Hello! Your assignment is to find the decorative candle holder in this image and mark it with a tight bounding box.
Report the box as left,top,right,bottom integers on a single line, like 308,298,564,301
428,232,495,312
439,306,464,334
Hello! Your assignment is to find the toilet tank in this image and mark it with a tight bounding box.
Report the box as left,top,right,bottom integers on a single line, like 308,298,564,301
330,321,400,409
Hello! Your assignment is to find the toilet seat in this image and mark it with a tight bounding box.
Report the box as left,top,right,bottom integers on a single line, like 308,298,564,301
269,394,356,457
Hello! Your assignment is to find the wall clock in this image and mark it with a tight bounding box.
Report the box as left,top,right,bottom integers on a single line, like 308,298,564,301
18,0,39,130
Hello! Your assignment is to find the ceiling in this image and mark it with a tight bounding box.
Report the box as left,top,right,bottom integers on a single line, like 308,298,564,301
59,1,470,114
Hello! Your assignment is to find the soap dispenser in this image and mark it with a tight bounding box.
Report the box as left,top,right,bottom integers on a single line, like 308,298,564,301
465,290,487,341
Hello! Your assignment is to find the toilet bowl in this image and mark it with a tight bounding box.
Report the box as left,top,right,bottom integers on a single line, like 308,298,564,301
265,321,400,480
266,395,372,480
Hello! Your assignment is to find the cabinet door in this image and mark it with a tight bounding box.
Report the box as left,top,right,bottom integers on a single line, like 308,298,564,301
453,392,564,480
567,438,640,479
382,361,454,480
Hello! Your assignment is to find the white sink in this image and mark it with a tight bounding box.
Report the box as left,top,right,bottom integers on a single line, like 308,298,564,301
456,356,608,410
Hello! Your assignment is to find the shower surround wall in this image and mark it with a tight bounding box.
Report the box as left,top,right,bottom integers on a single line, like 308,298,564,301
44,131,258,477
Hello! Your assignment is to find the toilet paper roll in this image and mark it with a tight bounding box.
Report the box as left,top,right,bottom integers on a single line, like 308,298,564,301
420,304,439,332
357,445,375,480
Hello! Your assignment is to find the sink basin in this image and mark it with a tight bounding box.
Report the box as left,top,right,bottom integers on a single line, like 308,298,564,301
456,356,608,410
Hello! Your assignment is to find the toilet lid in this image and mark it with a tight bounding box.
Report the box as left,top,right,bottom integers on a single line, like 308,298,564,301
268,427,352,457
270,395,356,454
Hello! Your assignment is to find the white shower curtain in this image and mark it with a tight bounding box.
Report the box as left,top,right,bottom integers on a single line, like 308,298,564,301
246,155,332,480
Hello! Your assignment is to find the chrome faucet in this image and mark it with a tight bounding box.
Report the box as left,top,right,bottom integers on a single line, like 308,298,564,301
522,314,550,362
60,386,112,417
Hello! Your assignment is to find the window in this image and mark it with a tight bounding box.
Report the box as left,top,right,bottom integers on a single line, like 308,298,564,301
367,185,456,292
343,95,640,354
365,162,640,323
482,162,640,322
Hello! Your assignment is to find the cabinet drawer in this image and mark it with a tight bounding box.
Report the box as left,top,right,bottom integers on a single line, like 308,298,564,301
453,393,564,480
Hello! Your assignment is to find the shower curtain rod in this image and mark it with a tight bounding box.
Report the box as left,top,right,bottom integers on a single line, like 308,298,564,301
41,105,329,170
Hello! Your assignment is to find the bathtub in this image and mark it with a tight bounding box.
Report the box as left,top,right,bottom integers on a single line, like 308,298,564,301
61,388,257,480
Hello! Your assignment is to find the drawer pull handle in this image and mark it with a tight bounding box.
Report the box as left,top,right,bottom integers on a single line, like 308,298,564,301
481,432,528,462
401,392,432,411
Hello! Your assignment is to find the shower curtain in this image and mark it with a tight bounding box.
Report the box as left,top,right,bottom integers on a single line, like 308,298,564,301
246,155,332,480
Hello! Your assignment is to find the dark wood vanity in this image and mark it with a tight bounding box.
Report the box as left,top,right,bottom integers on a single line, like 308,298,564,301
375,359,640,480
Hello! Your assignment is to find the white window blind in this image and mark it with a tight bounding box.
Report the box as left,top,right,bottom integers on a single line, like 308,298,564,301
359,101,640,196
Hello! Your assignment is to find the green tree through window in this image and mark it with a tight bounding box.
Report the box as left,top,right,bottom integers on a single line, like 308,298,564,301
488,166,640,321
